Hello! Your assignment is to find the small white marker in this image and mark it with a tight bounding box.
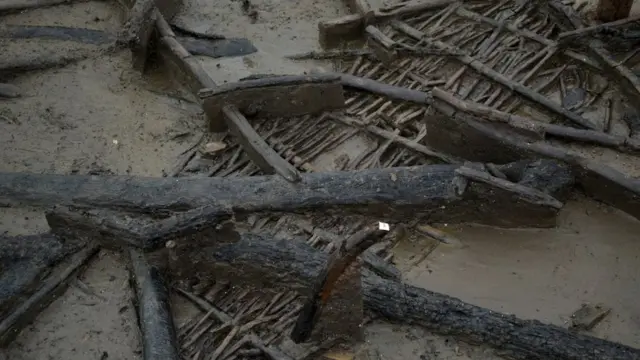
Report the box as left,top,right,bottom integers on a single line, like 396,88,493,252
378,222,390,231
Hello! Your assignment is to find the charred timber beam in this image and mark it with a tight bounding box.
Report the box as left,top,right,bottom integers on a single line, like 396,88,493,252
129,248,179,360
362,270,640,360
390,20,599,130
427,100,640,221
0,241,98,347
431,87,639,152
198,74,345,132
3,163,569,228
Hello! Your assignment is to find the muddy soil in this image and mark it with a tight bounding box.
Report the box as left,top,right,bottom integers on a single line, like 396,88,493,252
2,0,640,359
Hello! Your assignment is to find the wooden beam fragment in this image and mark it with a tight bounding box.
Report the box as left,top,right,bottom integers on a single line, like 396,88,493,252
199,74,345,132
222,104,301,182
426,103,640,221
1,162,570,228
363,270,640,360
431,87,633,150
390,20,599,130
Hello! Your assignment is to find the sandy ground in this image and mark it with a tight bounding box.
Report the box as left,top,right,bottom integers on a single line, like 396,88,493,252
2,0,640,359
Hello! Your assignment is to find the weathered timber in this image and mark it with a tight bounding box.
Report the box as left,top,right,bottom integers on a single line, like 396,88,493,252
432,87,632,150
0,242,98,347
222,104,301,182
1,162,572,228
0,25,114,45
0,47,109,77
0,0,81,12
199,74,345,131
318,0,456,48
46,207,237,251
129,248,179,360
391,20,599,130
291,226,387,343
362,270,640,360
427,101,640,221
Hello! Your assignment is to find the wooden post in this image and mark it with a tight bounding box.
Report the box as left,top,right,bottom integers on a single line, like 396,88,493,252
596,0,633,22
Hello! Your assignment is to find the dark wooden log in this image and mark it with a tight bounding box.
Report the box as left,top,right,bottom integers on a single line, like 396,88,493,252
427,100,640,221
0,25,114,45
129,248,179,360
3,162,571,228
199,74,345,132
0,242,98,347
362,270,640,360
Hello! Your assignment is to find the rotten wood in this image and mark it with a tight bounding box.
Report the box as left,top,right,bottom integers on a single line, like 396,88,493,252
2,162,571,228
199,74,345,132
222,104,301,182
363,270,640,360
432,87,632,150
318,0,456,48
390,20,599,130
129,248,179,360
291,226,388,343
0,243,99,347
426,103,640,221
365,25,397,64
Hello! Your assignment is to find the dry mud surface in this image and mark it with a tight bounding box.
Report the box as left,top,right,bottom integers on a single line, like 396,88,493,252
2,0,640,359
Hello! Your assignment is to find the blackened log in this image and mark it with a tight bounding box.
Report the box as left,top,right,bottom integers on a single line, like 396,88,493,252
0,162,570,228
426,103,640,221
155,230,640,360
0,242,98,347
129,248,179,360
362,270,640,360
